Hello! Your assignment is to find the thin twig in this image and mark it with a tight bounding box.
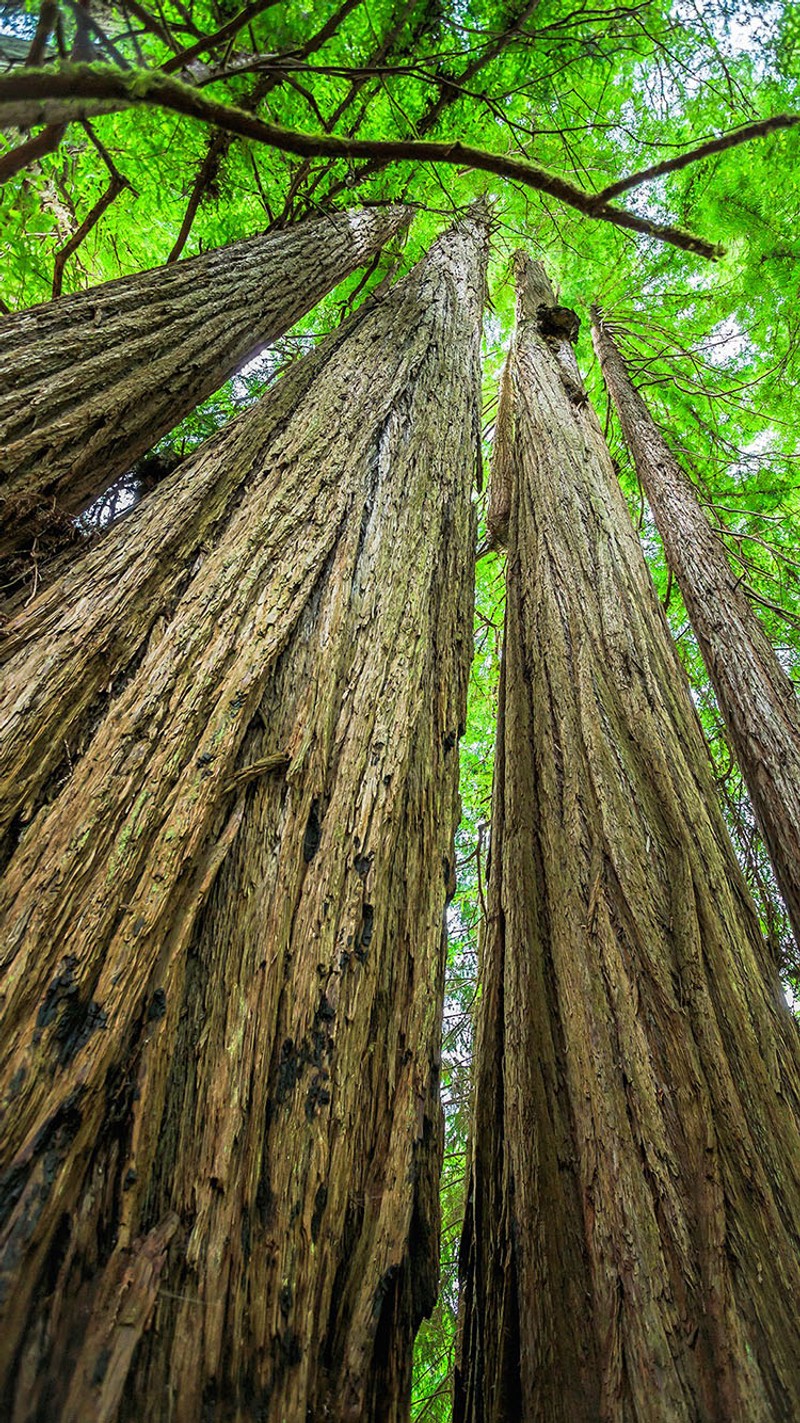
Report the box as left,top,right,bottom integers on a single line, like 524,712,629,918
62,0,131,68
52,175,125,296
167,0,361,259
167,127,228,261
80,116,136,187
475,821,489,928
743,585,800,631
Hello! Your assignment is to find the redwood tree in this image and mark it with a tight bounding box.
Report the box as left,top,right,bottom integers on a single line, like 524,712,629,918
0,203,410,562
0,209,487,1423
593,314,800,956
455,255,800,1422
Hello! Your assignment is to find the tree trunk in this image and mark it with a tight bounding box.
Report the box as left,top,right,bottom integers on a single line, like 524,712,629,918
455,254,800,1423
0,203,410,564
592,314,800,957
0,209,487,1422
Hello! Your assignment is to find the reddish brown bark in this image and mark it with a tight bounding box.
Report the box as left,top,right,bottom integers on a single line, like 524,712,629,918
0,203,410,562
593,315,800,958
456,255,800,1422
0,210,487,1421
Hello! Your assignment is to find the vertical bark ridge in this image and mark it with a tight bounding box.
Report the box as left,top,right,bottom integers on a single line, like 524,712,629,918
456,253,800,1423
0,203,411,563
0,210,487,1420
593,314,800,958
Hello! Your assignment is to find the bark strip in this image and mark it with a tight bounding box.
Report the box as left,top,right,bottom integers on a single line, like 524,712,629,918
0,203,411,561
593,314,800,957
0,209,487,1422
456,254,800,1422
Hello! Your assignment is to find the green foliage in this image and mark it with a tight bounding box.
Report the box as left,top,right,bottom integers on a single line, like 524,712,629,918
4,0,800,1412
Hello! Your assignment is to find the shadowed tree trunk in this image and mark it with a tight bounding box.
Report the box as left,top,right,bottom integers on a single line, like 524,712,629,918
593,314,800,957
455,254,800,1423
0,203,410,564
0,209,487,1423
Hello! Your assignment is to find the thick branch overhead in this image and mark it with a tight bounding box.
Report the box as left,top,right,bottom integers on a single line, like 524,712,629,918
0,63,733,256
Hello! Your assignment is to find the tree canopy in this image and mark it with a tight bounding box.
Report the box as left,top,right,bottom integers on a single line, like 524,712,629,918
3,0,800,1415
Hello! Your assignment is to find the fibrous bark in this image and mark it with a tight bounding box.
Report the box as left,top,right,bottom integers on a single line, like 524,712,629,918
455,254,800,1423
0,209,487,1422
593,314,800,958
0,203,410,561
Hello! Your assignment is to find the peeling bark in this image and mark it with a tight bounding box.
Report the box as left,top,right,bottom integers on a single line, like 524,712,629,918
593,315,800,957
456,254,800,1422
0,211,487,1421
0,203,410,563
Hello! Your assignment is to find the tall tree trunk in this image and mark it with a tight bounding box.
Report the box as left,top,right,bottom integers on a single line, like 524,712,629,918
455,254,800,1423
0,209,487,1422
0,204,410,564
592,314,800,956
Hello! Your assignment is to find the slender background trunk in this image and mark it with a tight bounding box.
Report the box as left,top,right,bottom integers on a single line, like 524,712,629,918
593,315,800,957
0,211,487,1422
456,254,800,1423
0,204,410,564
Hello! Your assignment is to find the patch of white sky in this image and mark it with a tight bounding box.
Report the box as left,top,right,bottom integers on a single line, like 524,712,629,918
668,0,782,89
700,313,748,365
0,6,35,39
237,337,315,387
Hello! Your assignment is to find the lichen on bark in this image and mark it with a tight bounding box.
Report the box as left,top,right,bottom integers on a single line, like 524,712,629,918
0,210,487,1422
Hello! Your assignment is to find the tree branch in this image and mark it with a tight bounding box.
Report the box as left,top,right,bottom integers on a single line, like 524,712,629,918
80,115,135,187
302,0,599,216
52,175,125,296
121,0,182,54
27,0,59,66
0,63,727,256
591,113,800,205
0,119,66,184
166,127,228,261
166,0,362,259
161,0,284,75
62,0,130,68
276,0,423,222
